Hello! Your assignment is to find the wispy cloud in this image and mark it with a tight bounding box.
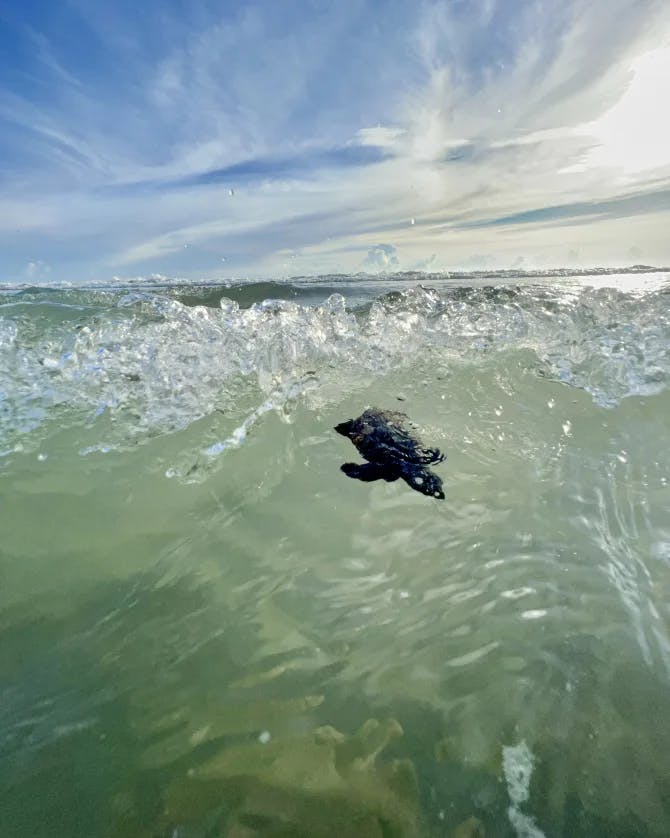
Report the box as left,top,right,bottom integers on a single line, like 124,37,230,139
0,0,669,282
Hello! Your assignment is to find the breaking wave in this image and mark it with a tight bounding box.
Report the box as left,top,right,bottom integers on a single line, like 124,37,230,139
1,275,669,460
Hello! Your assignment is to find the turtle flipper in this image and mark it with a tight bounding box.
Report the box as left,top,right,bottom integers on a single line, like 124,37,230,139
398,463,445,499
420,446,446,465
341,462,401,483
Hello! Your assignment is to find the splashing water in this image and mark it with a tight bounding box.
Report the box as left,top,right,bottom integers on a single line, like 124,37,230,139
1,278,669,462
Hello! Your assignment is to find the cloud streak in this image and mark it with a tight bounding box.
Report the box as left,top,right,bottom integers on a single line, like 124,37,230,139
0,0,669,282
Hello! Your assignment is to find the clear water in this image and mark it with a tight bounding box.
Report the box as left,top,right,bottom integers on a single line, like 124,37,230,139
1,272,669,837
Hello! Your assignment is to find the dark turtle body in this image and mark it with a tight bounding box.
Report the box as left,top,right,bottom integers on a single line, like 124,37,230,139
335,408,445,499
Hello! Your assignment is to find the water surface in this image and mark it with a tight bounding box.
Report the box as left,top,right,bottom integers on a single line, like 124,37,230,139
1,272,669,836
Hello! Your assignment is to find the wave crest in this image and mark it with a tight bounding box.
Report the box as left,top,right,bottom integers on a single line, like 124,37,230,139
1,282,668,456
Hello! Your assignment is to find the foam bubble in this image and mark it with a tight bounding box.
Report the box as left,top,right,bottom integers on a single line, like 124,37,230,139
508,807,546,838
503,741,546,838
503,741,534,806
1,282,669,457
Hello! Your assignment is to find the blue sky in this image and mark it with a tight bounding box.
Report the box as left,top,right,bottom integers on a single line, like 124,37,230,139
1,0,669,283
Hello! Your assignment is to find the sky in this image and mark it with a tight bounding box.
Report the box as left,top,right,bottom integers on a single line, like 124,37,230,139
1,0,669,284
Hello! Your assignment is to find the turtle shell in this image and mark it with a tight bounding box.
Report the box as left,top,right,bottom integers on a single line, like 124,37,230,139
334,408,445,467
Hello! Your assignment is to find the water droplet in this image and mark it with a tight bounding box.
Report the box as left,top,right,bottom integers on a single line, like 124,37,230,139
399,591,410,599
617,451,628,463
258,730,271,744
495,405,503,416
228,188,235,196
562,420,572,436
547,399,555,409
37,453,47,462
410,217,415,225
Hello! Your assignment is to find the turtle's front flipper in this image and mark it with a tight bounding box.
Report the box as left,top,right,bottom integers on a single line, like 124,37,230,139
341,462,400,483
399,463,445,499
420,446,446,465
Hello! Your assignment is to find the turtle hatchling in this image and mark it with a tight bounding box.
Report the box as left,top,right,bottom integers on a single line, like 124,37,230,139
335,408,445,499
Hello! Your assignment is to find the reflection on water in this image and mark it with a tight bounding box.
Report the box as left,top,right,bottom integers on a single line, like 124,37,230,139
1,276,670,836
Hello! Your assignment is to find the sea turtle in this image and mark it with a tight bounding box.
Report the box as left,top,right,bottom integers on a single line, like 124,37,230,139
335,408,445,499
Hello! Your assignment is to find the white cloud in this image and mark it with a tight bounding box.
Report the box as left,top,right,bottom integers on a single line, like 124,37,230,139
363,244,399,271
24,260,51,278
582,44,670,176
414,253,437,271
356,126,406,148
1,0,669,282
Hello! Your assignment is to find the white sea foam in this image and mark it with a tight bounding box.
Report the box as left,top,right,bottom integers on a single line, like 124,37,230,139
503,741,546,838
1,280,668,458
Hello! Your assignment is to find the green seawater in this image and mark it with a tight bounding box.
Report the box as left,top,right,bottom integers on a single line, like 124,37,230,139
1,274,670,837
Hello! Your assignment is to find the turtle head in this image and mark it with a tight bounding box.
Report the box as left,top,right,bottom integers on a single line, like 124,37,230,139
334,419,354,437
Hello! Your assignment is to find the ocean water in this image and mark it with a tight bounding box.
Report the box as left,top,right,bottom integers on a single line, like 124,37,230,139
1,271,669,837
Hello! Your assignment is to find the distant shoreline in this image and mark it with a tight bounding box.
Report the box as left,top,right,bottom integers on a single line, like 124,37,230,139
1,264,669,293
